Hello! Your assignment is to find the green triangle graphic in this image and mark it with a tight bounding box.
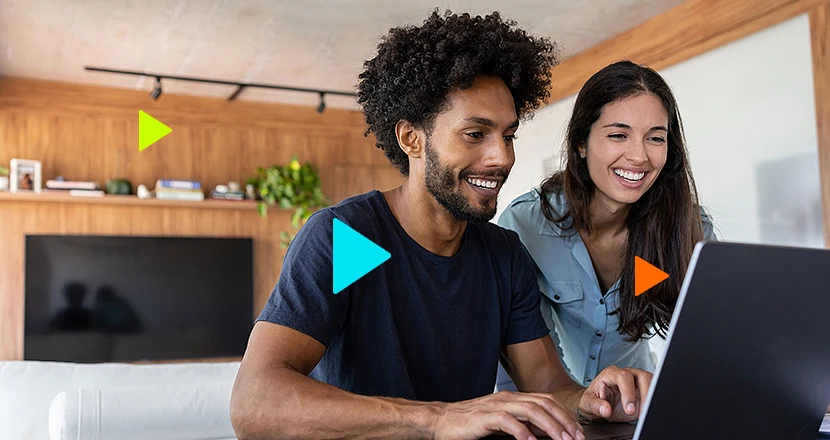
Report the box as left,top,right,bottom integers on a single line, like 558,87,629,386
138,110,172,151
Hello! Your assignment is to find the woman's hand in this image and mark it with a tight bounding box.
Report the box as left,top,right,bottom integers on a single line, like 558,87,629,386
577,366,653,423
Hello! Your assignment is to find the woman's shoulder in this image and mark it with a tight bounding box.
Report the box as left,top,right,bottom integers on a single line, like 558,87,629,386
499,189,543,227
498,188,569,235
699,206,719,241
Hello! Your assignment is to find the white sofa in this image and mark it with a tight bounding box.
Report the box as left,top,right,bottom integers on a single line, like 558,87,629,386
0,360,240,440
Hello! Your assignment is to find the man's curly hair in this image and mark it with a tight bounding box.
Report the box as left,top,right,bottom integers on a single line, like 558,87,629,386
357,10,558,175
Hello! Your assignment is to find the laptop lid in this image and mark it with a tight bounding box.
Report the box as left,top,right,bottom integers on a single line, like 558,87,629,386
632,241,830,440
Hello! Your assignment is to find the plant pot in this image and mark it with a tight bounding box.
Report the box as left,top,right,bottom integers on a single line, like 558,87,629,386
105,178,133,195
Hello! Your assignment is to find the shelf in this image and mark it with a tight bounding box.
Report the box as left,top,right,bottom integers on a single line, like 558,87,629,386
0,191,265,211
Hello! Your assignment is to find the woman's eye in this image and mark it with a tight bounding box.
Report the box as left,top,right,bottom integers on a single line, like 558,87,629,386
649,137,666,143
466,132,484,140
608,134,626,140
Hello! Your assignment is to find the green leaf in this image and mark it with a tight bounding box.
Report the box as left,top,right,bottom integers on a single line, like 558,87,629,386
252,158,327,239
257,202,267,217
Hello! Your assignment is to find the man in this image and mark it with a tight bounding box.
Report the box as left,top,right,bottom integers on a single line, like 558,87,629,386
231,11,651,440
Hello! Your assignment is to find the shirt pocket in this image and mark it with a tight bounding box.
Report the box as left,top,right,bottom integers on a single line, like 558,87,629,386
542,281,585,331
543,281,584,304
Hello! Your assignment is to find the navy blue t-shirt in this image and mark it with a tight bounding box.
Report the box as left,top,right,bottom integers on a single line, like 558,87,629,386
257,190,549,402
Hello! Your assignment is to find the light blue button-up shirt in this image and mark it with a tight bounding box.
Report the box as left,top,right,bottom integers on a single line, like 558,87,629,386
496,188,716,389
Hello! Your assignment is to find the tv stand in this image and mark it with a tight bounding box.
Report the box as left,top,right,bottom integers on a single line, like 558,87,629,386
0,191,289,361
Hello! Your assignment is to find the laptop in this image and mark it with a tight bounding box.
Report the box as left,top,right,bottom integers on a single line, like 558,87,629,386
584,241,830,440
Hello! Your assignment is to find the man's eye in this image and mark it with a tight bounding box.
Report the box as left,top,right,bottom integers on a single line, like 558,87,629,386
466,132,484,139
504,134,518,142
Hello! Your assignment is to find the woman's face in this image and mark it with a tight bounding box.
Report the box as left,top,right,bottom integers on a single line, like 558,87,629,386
581,93,669,209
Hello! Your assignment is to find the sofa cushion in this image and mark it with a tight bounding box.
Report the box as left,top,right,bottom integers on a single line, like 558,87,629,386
49,381,235,440
0,360,239,440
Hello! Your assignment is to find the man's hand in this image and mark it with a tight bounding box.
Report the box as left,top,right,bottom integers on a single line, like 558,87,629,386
434,391,586,440
577,366,653,423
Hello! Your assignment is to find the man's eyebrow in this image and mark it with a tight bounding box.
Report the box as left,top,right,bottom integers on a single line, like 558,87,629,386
462,117,521,130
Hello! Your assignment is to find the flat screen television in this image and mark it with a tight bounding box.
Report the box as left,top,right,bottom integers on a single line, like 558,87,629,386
24,235,254,363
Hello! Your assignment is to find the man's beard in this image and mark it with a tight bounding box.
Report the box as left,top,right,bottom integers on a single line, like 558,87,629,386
424,141,507,224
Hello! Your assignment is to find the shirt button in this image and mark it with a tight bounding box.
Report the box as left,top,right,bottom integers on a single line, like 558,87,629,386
599,298,605,305
595,332,603,337
554,294,560,300
589,354,596,360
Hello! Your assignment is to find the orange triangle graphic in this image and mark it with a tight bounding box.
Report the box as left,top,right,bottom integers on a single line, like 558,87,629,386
634,256,669,296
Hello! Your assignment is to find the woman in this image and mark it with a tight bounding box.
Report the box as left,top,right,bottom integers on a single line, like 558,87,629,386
497,60,716,391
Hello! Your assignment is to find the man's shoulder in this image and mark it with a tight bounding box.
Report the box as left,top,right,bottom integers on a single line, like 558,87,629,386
472,220,526,255
305,190,385,229
326,190,384,217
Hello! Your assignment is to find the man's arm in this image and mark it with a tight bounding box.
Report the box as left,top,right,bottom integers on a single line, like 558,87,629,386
230,322,440,440
231,322,587,440
502,337,653,423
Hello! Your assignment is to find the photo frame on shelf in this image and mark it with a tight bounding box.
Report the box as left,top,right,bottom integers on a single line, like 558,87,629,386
9,158,42,194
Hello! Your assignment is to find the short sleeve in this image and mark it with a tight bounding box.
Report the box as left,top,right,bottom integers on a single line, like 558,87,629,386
256,209,348,348
700,207,719,241
503,233,551,346
496,191,536,233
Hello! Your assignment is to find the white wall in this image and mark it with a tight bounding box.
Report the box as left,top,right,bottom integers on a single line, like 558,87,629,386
500,13,824,249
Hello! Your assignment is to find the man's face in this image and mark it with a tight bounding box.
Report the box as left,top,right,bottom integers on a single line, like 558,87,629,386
422,76,519,223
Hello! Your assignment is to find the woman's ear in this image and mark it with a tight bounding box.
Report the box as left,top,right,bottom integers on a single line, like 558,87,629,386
395,120,424,159
578,145,587,159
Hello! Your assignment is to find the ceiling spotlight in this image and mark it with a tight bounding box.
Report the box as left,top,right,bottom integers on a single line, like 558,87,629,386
316,92,326,113
150,77,162,100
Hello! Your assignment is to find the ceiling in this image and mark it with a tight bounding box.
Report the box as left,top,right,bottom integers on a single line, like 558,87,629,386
0,0,686,110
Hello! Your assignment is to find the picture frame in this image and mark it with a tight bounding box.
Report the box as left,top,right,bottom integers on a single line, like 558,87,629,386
9,158,42,194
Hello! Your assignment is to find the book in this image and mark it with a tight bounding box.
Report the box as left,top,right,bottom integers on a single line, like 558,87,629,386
210,191,246,201
45,180,100,190
68,189,105,197
155,187,203,194
155,190,205,202
156,179,201,190
42,188,102,194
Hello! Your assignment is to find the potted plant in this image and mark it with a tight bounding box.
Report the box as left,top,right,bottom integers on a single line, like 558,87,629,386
252,156,328,248
0,164,9,192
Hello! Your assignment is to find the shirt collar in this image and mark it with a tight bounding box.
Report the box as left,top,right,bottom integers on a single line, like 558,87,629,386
536,188,578,242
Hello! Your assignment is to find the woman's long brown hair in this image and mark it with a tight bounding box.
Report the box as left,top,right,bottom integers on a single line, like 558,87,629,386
540,60,704,341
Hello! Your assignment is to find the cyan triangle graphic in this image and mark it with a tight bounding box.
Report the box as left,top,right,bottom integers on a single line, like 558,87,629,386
333,218,391,294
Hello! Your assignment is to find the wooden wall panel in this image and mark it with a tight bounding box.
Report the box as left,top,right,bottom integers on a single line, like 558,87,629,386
810,3,830,247
548,0,829,103
0,77,403,360
332,164,406,203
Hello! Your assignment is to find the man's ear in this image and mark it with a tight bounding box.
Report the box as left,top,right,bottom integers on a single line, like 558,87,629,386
395,120,424,159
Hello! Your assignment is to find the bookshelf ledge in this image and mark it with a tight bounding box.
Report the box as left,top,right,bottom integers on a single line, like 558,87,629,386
0,191,269,211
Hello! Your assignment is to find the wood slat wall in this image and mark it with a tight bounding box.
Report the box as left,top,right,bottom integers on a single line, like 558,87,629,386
810,3,830,246
0,77,405,360
547,0,829,103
